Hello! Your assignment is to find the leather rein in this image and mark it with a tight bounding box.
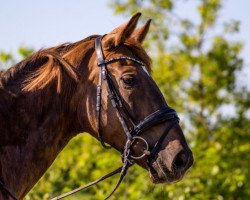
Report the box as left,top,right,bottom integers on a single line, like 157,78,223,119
1,35,179,200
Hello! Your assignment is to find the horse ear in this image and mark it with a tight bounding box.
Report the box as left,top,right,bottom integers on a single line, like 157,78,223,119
130,19,151,44
103,12,141,50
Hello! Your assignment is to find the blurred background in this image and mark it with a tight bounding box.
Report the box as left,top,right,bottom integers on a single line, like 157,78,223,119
0,0,249,199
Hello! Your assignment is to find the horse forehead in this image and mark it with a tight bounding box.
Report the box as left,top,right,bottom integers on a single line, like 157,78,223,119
108,62,138,76
105,45,133,58
102,44,150,75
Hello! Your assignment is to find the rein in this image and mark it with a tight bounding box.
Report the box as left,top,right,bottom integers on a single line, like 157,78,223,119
1,35,179,200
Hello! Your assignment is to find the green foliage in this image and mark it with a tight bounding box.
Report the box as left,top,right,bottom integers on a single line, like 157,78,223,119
25,134,161,200
18,47,34,59
224,20,240,33
0,46,34,69
0,52,13,63
1,0,249,199
0,51,14,69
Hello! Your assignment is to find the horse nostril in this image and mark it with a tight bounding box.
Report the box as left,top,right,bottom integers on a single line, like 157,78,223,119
172,150,188,171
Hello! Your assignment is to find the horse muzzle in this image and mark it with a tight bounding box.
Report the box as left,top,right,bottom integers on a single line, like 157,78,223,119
148,139,194,184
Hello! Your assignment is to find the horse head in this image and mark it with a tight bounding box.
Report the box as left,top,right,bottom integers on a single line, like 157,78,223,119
80,13,194,184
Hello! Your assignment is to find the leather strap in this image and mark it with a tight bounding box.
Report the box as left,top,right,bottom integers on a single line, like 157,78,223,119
147,119,179,165
51,166,123,200
133,107,179,135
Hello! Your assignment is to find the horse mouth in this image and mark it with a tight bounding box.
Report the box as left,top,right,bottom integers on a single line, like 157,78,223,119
148,160,184,184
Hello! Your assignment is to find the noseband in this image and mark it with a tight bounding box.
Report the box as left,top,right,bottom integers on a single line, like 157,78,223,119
51,35,179,200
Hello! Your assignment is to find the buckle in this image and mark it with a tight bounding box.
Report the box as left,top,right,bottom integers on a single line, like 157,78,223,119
129,136,150,160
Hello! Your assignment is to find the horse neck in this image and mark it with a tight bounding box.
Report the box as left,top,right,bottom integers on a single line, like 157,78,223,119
0,51,93,199
0,90,76,199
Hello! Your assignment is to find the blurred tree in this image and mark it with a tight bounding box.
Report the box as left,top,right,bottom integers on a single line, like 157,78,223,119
0,47,33,69
1,0,249,199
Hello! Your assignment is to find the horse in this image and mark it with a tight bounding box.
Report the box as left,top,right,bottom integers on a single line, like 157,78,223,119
0,13,193,199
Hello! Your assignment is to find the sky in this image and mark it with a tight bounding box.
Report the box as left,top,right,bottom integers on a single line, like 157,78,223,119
0,0,249,84
0,1,124,50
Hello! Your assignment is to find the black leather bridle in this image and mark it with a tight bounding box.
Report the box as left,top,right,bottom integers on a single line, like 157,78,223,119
92,35,180,198
95,35,180,162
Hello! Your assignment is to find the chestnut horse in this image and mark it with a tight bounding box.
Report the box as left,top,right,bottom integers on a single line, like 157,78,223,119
0,13,193,199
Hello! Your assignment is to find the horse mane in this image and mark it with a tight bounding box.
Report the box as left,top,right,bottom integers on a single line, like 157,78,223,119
21,51,78,93
0,35,97,94
0,35,151,94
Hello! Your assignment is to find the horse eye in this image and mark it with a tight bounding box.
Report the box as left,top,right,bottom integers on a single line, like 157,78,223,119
121,76,136,86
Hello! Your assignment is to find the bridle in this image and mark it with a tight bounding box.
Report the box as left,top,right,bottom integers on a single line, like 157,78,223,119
94,35,180,165
1,35,180,200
